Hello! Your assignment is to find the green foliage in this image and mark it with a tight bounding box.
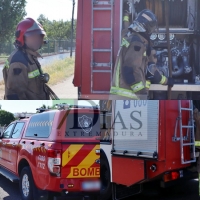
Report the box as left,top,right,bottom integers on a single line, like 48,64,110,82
0,0,27,43
0,110,15,126
37,14,76,40
0,3,76,45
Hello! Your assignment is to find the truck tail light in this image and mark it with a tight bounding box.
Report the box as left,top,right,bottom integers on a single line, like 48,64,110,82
95,149,100,155
163,171,180,182
171,171,179,180
47,149,61,177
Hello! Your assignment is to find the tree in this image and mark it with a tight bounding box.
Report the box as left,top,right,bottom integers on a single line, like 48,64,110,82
0,0,27,43
36,104,52,113
37,15,75,40
37,14,51,34
0,110,15,126
41,104,47,109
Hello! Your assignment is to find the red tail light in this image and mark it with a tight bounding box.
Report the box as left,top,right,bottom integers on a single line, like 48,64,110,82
47,149,61,177
171,171,179,180
163,171,180,182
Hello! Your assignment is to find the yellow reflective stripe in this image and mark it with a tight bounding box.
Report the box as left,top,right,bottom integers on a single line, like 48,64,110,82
143,51,147,56
115,48,122,87
131,81,145,93
121,38,130,48
62,144,84,167
123,16,129,22
4,59,9,69
146,80,151,89
159,75,167,85
28,69,40,78
115,61,120,87
110,87,139,99
195,141,200,146
76,145,99,167
64,144,100,179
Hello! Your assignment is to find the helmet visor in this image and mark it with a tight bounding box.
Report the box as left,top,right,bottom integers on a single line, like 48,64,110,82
128,21,146,33
24,29,46,37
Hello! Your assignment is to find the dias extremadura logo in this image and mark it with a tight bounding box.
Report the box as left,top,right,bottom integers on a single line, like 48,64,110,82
113,100,148,140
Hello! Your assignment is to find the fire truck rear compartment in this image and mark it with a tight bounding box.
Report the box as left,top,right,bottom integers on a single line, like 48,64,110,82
112,101,159,159
108,100,198,199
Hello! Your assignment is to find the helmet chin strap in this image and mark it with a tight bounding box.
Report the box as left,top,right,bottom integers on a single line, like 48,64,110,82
14,40,23,49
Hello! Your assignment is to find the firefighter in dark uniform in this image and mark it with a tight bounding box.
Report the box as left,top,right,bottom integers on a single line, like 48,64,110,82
3,18,51,100
110,7,174,100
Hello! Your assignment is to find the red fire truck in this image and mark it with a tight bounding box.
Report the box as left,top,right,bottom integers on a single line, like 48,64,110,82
0,104,100,200
100,100,199,200
74,0,200,100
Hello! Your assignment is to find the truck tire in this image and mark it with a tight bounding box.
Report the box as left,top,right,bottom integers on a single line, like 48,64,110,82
19,166,49,200
100,155,112,200
19,166,35,200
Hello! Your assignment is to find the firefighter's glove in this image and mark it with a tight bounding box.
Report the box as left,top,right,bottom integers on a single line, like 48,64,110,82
39,73,50,83
167,77,174,87
146,62,169,85
146,63,159,83
122,66,135,85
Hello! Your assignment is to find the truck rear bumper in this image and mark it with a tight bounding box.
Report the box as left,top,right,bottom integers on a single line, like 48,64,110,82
160,170,198,188
53,191,100,200
44,178,100,193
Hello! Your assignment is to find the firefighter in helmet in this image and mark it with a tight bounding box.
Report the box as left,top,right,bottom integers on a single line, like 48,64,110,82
3,18,51,100
110,6,174,100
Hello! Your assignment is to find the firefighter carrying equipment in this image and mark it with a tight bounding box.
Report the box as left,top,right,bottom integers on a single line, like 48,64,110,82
110,9,172,99
110,32,149,100
146,62,174,87
110,32,170,99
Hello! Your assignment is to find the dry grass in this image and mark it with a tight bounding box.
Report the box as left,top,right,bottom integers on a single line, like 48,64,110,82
0,57,8,63
0,57,75,86
42,57,75,85
0,81,5,99
0,58,75,99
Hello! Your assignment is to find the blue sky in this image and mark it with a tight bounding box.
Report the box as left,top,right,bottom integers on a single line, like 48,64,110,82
0,100,99,113
25,0,78,21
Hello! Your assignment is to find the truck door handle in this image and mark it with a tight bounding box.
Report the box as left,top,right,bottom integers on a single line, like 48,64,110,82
22,141,26,144
30,142,34,145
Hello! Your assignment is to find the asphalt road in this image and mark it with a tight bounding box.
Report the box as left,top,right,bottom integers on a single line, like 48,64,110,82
0,174,21,200
0,173,83,200
0,176,199,200
109,179,200,200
